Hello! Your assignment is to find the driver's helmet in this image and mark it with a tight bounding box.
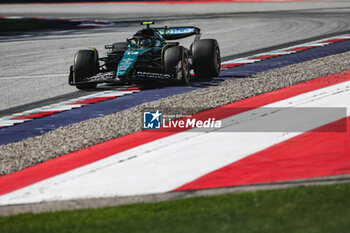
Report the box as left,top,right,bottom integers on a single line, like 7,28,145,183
140,39,153,48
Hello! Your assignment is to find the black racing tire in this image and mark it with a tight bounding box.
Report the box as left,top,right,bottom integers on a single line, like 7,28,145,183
73,49,98,90
164,46,190,84
192,39,221,79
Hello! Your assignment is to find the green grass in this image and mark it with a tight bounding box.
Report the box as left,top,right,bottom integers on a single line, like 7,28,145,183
1,183,350,233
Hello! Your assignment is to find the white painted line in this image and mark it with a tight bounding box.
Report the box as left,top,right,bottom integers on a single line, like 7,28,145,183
0,119,28,127
0,123,15,127
258,51,295,55
43,106,76,111
64,104,83,109
222,59,260,64
4,16,23,19
98,91,136,97
307,43,330,46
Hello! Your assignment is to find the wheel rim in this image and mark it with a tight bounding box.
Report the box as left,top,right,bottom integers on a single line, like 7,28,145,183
182,55,189,83
214,47,221,73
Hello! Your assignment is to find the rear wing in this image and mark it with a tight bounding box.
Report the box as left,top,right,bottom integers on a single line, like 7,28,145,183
155,26,201,40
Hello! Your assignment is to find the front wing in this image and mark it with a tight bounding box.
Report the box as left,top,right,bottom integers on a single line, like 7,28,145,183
70,70,175,86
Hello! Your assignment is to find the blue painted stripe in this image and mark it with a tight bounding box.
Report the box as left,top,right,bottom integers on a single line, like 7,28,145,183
1,39,350,145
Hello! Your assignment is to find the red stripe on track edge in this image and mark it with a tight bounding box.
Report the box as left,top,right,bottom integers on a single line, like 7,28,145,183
287,46,318,52
221,63,248,69
174,117,350,191
251,54,283,60
0,70,349,196
70,96,115,105
12,111,62,120
322,38,348,43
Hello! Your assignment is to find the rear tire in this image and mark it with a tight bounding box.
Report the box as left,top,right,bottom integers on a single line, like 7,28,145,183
164,46,190,84
73,49,98,90
192,39,221,79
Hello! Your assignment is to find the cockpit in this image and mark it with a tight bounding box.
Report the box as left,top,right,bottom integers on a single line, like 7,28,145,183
127,28,164,48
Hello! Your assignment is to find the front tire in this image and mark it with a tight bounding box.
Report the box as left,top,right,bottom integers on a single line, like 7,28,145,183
164,46,190,84
73,49,98,90
192,39,221,79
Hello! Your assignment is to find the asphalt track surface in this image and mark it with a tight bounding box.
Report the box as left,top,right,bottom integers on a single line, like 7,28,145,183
1,0,350,111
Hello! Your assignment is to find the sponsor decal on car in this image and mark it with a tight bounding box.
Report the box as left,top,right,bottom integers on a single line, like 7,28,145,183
83,71,115,82
157,27,195,35
126,51,140,55
137,71,172,79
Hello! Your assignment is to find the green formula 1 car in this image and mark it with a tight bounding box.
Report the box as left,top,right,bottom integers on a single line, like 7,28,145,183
69,22,221,90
